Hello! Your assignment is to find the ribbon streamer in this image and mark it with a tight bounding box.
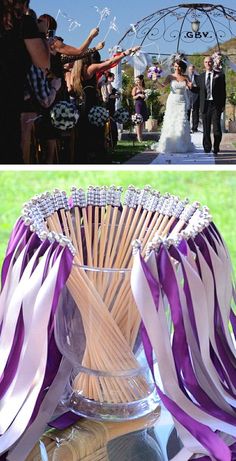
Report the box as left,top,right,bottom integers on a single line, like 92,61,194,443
131,223,236,461
103,16,118,42
94,6,111,28
55,9,81,32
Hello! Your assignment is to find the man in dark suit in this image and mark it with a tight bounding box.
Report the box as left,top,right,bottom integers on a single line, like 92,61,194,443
194,56,226,154
187,65,200,133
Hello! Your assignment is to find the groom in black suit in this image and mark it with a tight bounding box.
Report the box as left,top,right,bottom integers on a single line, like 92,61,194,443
194,56,226,154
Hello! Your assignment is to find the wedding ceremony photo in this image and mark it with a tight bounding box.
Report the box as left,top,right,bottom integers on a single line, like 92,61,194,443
0,1,236,461
1,0,236,164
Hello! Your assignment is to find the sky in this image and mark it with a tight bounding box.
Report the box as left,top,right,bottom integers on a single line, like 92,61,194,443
30,0,236,58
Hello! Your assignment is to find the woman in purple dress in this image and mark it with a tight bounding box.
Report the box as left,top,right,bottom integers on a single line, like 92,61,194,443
132,75,148,142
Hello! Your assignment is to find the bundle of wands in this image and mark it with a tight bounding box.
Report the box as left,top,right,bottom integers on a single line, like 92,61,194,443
2,184,225,461
21,186,210,406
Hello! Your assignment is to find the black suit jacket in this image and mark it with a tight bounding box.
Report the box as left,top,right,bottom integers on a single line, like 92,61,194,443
194,71,226,114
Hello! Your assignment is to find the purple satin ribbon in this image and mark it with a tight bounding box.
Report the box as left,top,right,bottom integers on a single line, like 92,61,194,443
159,247,236,423
187,234,236,393
0,234,44,396
5,246,73,460
28,246,73,426
1,219,28,288
49,411,81,430
139,249,234,460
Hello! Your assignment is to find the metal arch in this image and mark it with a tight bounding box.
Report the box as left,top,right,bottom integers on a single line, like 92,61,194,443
139,7,180,46
201,7,221,50
118,5,181,45
176,7,191,52
117,3,236,55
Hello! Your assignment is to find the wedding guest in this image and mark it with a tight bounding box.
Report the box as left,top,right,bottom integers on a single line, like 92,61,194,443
0,0,49,164
193,56,226,154
21,9,62,163
101,72,119,147
35,14,105,163
187,64,200,133
132,75,148,142
71,46,140,163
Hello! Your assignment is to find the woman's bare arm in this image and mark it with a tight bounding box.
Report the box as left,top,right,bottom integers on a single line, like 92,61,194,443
85,47,140,79
53,28,99,56
24,38,50,69
157,74,172,88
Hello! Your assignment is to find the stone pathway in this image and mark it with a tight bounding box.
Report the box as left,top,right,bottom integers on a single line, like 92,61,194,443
125,132,236,165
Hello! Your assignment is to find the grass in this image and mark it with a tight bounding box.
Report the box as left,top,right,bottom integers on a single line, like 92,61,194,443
112,140,153,164
0,171,236,271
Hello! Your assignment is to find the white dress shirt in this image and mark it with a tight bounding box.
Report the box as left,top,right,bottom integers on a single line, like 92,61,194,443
205,71,213,100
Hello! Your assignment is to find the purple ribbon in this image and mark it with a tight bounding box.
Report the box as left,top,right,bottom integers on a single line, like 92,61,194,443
139,249,234,460
29,246,73,426
189,233,236,392
1,219,28,288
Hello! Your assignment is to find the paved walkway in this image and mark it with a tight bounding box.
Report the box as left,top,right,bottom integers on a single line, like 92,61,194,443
125,132,236,165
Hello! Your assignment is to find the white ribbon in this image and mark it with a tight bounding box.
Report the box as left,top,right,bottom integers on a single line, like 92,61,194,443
0,245,51,382
131,251,235,460
0,232,29,324
192,245,236,400
126,52,153,77
203,233,236,358
7,358,72,461
178,245,236,408
0,249,64,453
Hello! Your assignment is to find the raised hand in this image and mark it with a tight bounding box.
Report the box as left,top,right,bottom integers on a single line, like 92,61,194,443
89,27,100,39
131,46,141,55
96,41,105,51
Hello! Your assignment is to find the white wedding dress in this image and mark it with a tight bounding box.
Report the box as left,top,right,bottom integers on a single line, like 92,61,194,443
152,80,195,154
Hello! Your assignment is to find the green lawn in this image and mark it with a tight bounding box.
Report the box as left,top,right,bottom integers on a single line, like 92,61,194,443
0,170,236,270
112,140,153,164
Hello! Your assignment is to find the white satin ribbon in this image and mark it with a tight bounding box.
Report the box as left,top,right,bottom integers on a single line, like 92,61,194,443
131,251,235,460
176,263,235,416
0,245,52,383
194,241,236,394
0,233,29,324
7,358,72,461
202,234,236,358
0,250,64,453
178,245,236,407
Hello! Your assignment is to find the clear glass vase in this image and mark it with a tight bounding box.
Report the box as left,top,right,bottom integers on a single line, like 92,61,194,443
55,264,159,421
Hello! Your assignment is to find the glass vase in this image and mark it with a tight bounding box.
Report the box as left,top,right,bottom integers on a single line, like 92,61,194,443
55,264,159,421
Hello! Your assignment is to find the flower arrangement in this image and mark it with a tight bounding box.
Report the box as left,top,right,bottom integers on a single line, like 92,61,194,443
132,113,143,125
113,107,131,124
88,106,109,127
211,51,228,72
147,65,163,81
51,101,80,130
145,89,159,100
145,89,159,118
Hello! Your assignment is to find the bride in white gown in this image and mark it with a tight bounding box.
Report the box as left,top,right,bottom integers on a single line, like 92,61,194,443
152,59,195,154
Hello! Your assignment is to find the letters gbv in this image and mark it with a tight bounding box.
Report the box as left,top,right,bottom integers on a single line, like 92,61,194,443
185,31,212,39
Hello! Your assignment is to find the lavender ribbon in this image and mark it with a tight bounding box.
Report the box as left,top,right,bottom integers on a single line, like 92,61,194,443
131,248,235,461
6,247,73,461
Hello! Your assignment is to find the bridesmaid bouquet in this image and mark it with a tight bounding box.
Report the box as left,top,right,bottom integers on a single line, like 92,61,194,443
88,106,109,127
51,101,80,130
147,65,163,80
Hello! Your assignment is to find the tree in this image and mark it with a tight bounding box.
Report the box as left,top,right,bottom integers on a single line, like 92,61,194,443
228,92,236,121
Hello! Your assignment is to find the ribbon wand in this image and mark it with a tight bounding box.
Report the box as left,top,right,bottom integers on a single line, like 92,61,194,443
130,23,137,47
103,16,118,42
95,6,111,28
56,9,61,21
